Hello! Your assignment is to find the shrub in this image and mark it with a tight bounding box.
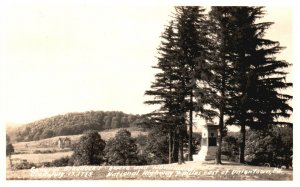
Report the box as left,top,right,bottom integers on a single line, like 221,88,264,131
33,149,54,154
104,129,139,165
135,134,148,147
245,130,277,165
50,156,71,167
145,131,169,164
222,135,239,161
36,162,51,168
136,129,169,165
245,127,293,168
192,132,202,154
71,130,106,166
12,160,36,170
135,135,149,165
6,144,14,156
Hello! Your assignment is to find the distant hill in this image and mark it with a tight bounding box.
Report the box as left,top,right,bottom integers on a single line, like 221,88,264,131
8,111,147,143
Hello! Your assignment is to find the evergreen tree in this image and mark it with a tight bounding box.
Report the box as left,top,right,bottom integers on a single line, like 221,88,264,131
208,7,238,164
144,20,182,163
174,6,212,161
145,6,213,164
219,7,293,163
208,6,293,164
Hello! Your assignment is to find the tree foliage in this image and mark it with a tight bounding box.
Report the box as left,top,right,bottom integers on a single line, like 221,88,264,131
71,130,106,166
175,6,213,161
6,134,14,156
144,6,292,165
137,129,169,165
208,7,239,164
144,6,213,164
222,135,239,161
104,129,139,165
10,111,145,142
245,126,293,168
6,143,14,157
208,6,292,163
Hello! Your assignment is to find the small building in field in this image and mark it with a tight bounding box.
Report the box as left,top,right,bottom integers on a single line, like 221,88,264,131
58,137,71,149
58,138,63,149
64,137,71,147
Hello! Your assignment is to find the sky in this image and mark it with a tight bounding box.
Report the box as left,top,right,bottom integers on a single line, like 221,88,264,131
0,2,293,125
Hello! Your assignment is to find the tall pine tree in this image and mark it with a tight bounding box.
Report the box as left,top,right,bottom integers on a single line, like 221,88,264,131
145,6,212,164
144,20,186,163
208,7,238,164
209,6,292,164
174,6,212,161
223,7,293,163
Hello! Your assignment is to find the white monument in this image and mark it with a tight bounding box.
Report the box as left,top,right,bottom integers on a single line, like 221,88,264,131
193,124,218,161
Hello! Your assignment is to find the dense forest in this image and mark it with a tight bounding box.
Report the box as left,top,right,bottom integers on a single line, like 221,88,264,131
9,111,147,142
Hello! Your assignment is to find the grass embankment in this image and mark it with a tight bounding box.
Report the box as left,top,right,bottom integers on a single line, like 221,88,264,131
6,161,292,180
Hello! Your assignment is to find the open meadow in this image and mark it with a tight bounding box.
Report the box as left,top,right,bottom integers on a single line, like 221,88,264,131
11,152,73,164
10,128,147,164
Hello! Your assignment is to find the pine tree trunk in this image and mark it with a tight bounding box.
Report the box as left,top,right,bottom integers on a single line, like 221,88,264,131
188,93,193,161
240,123,246,163
180,137,184,163
216,105,224,164
178,132,183,164
172,131,179,162
169,128,173,164
216,63,226,165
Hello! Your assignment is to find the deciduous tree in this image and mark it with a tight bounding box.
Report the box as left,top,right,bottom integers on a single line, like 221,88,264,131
104,129,139,165
71,130,106,166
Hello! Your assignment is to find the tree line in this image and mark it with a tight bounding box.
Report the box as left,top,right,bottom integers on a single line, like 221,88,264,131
7,125,292,169
8,129,184,169
222,126,292,168
9,111,146,142
70,129,185,166
144,6,292,164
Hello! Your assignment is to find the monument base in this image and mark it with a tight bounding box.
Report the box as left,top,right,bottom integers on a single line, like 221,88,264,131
193,146,217,161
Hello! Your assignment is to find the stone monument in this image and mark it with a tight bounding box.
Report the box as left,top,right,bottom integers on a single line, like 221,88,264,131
193,124,218,161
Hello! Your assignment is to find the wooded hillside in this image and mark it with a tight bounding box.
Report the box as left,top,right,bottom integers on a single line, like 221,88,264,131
9,111,146,142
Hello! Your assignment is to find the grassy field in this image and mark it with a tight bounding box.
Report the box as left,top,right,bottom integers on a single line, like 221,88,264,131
9,128,147,166
6,160,292,180
11,151,73,164
13,127,147,154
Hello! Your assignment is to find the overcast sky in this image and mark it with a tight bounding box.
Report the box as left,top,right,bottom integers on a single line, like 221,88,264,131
0,2,293,125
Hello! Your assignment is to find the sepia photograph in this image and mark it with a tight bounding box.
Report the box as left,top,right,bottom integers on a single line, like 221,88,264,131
1,0,296,183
